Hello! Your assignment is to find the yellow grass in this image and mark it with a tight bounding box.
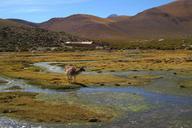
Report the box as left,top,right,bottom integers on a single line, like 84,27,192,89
0,50,192,89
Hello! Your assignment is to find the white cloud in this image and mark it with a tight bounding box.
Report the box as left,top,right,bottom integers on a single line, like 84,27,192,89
0,0,90,6
0,0,90,13
14,8,48,13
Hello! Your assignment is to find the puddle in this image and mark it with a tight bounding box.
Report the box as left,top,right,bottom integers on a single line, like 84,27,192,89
33,60,97,74
33,62,65,73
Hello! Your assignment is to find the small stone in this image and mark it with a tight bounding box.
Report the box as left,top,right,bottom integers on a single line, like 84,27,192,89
37,119,44,122
89,118,101,122
2,109,17,113
6,86,22,90
180,85,186,88
173,72,177,75
52,78,61,81
115,84,120,86
97,71,102,73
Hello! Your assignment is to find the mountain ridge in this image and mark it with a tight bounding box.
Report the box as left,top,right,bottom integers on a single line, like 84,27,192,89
5,0,192,40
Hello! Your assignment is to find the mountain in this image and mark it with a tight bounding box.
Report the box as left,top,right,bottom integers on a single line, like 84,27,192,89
111,8,185,38
158,0,192,21
107,14,119,18
1,0,192,50
0,19,83,51
157,0,192,31
7,19,38,27
0,19,28,27
107,16,131,22
39,14,125,39
37,0,192,39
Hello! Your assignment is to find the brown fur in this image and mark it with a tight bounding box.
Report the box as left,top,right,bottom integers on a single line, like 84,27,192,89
65,66,85,83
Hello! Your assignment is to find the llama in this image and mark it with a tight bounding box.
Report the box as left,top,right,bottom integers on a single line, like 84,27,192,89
65,65,85,83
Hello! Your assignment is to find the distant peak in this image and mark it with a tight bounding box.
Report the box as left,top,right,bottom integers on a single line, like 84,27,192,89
107,14,119,18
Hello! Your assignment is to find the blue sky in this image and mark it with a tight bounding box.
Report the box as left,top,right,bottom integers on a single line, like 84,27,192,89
0,0,173,23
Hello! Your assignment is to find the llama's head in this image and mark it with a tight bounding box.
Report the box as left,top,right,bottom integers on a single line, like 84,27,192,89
79,67,86,72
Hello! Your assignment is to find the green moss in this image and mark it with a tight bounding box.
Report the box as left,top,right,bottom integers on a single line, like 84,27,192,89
0,92,114,123
27,66,45,72
27,80,82,90
103,37,192,50
179,80,192,88
5,86,23,90
127,104,150,112
127,75,162,80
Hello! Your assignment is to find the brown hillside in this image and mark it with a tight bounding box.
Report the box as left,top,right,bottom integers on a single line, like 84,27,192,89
108,16,131,22
0,19,83,51
159,0,192,21
9,0,192,40
0,19,30,27
39,14,125,39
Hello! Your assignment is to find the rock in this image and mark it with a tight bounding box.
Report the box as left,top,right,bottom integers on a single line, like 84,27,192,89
173,72,177,75
89,118,101,122
73,82,87,87
37,119,44,122
115,84,120,86
97,71,102,73
2,109,17,113
6,86,22,90
154,60,162,63
52,78,61,81
50,119,61,122
0,80,8,84
180,85,186,88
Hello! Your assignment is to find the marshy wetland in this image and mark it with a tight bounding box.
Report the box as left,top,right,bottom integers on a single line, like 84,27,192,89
0,50,192,128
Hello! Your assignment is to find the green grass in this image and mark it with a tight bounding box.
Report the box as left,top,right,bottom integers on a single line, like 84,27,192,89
0,92,114,123
102,37,192,50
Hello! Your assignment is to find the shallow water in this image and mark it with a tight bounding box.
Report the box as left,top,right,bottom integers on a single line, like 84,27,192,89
33,60,96,74
0,61,192,128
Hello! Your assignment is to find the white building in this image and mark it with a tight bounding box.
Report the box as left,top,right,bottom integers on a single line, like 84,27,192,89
65,41,93,45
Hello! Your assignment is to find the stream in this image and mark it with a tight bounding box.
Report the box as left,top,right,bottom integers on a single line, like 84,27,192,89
0,61,192,128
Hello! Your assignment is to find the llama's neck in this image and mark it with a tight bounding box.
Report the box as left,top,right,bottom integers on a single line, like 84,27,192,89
75,69,83,75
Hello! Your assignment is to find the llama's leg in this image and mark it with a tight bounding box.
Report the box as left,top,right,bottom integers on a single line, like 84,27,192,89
67,75,70,83
67,75,72,83
69,76,73,83
73,76,76,83
71,76,75,83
